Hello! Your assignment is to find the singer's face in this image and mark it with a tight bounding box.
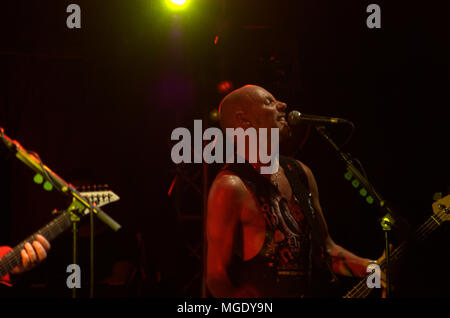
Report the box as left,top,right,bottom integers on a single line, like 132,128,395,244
247,87,290,141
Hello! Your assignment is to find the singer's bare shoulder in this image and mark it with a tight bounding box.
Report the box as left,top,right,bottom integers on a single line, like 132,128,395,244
206,170,257,247
207,171,253,213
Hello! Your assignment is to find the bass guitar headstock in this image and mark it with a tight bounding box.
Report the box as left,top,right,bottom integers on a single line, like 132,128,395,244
432,194,450,222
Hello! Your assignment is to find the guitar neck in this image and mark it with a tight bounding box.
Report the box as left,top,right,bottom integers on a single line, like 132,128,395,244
343,213,443,298
0,212,72,278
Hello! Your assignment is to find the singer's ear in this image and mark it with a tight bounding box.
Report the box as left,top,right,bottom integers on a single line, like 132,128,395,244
236,111,252,129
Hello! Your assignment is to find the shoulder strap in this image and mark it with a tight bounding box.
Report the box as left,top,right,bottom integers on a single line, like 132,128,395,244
279,156,338,285
279,156,315,231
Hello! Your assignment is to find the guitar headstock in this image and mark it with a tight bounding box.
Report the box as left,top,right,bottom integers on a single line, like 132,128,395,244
79,184,120,214
432,194,450,222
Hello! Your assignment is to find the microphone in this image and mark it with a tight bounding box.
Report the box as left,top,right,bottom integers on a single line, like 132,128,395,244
287,110,352,126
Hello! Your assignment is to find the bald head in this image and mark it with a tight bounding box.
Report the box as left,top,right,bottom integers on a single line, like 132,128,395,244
218,84,289,141
218,85,264,130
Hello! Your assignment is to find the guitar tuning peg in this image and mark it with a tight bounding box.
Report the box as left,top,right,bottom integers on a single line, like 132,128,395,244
438,204,448,212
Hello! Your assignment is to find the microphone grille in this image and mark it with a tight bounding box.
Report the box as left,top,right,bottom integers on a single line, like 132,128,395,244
288,110,302,126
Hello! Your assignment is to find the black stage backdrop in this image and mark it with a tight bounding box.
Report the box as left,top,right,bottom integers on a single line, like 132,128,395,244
0,0,448,298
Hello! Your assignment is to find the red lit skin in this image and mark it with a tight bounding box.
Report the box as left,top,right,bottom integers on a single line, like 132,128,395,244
206,85,386,297
3,234,51,276
16,234,51,273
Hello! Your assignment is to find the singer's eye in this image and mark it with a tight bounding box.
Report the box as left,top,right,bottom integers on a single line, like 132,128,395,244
264,97,274,105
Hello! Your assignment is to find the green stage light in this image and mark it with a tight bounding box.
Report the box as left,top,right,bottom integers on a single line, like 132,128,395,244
359,188,368,197
344,171,353,181
166,0,190,10
366,196,374,204
33,173,44,184
352,179,360,188
43,181,53,191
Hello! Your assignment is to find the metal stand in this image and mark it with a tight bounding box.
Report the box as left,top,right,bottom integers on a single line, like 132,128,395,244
316,126,398,297
0,127,121,232
72,216,79,299
380,214,394,297
89,209,94,299
1,127,120,299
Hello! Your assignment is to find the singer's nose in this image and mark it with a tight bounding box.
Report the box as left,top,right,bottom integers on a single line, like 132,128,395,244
277,101,287,111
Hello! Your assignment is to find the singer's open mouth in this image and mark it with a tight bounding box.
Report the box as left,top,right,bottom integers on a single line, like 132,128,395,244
277,114,287,125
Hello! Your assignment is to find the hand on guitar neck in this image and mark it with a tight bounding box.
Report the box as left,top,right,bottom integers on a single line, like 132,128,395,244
0,234,51,286
375,244,393,298
0,186,119,287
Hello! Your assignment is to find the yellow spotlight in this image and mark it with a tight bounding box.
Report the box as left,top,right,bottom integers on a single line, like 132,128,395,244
166,0,190,10
209,109,219,122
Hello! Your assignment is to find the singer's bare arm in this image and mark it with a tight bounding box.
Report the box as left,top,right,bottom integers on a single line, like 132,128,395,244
206,172,260,297
297,160,372,277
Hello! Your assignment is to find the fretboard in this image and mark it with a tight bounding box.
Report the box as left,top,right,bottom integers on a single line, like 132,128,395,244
0,212,73,278
343,212,443,298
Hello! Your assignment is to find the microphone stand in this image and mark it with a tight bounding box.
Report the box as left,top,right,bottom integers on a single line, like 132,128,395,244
315,126,395,298
0,127,121,232
1,127,121,298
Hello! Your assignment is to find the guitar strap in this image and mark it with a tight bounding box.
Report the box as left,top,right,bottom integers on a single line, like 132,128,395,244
279,156,338,286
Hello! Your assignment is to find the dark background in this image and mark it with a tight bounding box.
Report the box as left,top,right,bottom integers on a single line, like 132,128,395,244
0,0,448,298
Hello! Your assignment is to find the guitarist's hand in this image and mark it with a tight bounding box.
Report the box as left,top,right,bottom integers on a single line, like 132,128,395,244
10,235,51,275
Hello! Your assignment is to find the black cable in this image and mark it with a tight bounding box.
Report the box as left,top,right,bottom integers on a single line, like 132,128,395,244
335,121,370,180
340,121,355,149
354,157,369,180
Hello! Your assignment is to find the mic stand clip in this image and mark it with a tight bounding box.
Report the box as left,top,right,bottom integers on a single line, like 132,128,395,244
0,127,121,232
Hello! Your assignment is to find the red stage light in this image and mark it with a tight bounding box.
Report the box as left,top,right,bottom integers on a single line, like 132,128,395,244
217,80,233,94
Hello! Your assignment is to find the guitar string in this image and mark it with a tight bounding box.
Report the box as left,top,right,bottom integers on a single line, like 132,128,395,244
349,211,444,298
1,193,108,276
346,208,446,298
3,213,71,272
0,213,72,275
348,216,436,298
0,215,66,273
352,209,446,297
